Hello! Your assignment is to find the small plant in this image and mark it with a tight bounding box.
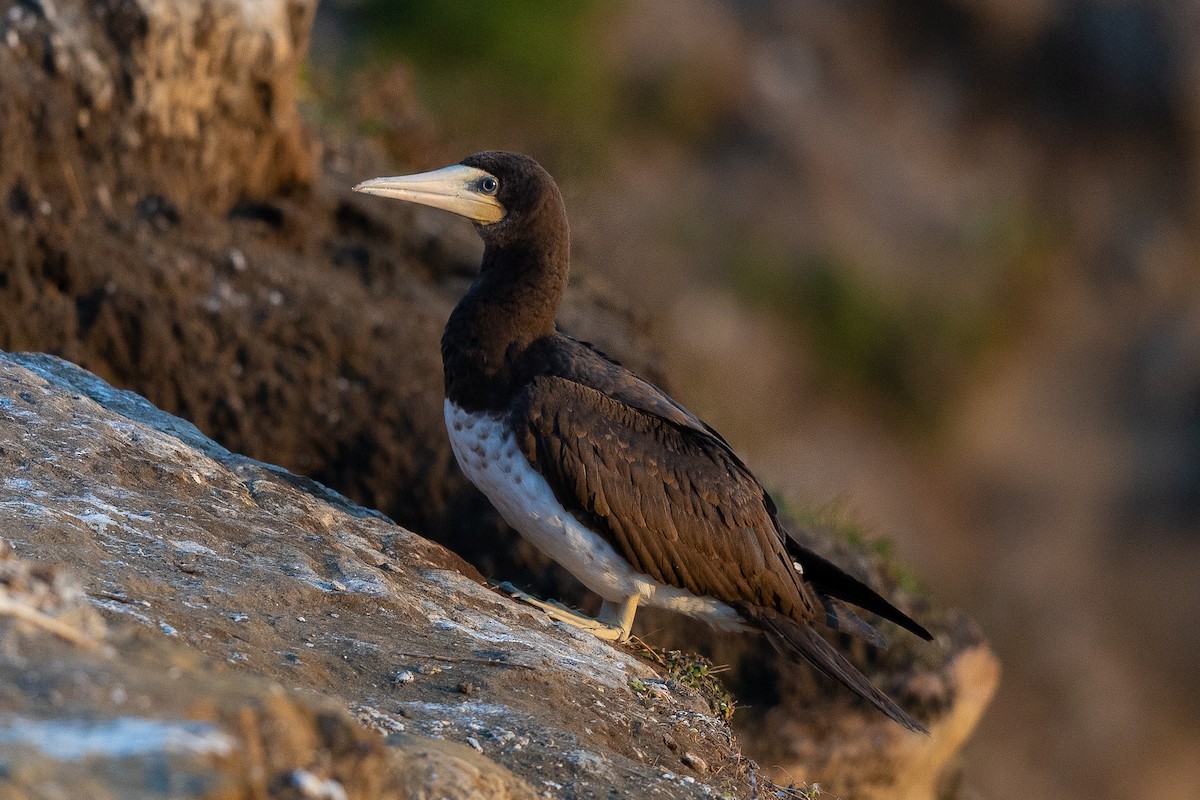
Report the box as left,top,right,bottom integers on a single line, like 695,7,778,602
631,640,735,722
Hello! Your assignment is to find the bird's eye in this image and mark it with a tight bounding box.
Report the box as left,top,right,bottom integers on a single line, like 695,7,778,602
479,176,499,195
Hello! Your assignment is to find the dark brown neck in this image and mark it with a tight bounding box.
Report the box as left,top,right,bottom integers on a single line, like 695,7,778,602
441,234,569,412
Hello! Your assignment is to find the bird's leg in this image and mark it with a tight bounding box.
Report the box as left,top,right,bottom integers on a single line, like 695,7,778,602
598,595,639,642
494,582,629,642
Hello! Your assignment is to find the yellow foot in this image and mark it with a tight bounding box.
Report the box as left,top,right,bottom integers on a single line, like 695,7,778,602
493,581,629,642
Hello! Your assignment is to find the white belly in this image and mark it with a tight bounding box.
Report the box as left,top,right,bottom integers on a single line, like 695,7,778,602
443,400,744,630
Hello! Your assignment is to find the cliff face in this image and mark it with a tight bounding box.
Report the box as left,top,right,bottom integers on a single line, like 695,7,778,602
0,0,315,211
0,2,996,796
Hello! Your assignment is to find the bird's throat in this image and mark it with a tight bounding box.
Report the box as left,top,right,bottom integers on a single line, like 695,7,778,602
441,243,567,411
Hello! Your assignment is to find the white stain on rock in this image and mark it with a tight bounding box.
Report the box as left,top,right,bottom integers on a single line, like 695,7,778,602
0,716,234,760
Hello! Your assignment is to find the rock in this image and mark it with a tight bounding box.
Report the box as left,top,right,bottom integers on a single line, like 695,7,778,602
0,539,107,651
0,350,755,797
763,645,1001,800
387,735,536,800
0,0,316,213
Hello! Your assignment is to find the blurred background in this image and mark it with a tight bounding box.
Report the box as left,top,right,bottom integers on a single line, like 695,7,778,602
307,1,1200,798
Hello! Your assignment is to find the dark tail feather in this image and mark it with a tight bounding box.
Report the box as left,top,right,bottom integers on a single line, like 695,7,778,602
820,595,888,649
791,543,933,642
746,606,928,734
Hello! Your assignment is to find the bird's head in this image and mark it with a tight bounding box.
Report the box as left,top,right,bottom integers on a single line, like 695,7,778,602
353,151,566,251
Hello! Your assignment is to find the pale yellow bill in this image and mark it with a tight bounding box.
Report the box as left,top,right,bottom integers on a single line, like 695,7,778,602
353,164,504,224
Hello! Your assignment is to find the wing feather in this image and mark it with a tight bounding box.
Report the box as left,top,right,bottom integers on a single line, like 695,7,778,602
512,374,815,620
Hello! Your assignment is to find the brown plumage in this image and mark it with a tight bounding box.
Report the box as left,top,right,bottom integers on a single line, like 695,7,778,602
355,151,933,733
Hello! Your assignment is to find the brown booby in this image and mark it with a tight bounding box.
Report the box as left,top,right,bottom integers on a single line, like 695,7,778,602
354,151,933,732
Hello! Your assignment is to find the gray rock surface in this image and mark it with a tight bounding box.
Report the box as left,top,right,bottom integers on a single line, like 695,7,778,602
0,351,754,798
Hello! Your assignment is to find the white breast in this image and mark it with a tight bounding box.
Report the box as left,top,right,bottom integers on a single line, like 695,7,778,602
444,400,643,601
443,400,745,630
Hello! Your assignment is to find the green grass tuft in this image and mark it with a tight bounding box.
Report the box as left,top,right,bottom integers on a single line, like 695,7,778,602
631,642,735,722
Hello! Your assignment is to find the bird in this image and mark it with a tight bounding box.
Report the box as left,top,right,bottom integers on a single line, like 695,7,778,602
354,151,933,732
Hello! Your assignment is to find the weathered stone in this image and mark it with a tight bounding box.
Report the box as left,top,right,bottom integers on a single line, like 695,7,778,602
0,0,316,213
0,351,753,798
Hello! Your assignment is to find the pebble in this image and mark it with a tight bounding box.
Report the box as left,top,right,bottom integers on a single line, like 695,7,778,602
228,248,248,272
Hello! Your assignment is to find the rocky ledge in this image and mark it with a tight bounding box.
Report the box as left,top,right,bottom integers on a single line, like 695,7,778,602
0,351,752,798
0,351,995,798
